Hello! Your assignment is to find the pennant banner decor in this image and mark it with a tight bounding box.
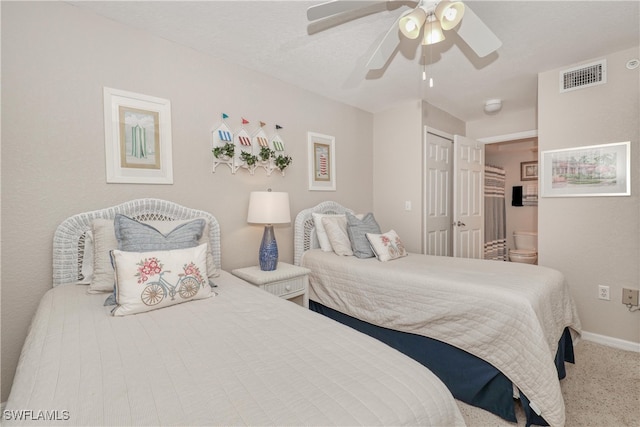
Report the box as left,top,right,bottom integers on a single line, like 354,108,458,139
211,116,291,177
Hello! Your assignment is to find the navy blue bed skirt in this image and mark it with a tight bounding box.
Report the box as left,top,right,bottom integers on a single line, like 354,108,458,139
310,300,574,427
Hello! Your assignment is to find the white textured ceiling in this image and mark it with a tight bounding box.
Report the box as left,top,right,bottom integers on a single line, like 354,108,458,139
70,1,639,122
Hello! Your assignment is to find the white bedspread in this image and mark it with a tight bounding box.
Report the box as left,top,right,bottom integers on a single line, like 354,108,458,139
302,250,582,427
5,271,464,426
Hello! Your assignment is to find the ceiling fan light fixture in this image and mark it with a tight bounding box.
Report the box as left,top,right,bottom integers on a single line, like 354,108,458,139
435,0,465,31
422,16,445,45
399,8,427,39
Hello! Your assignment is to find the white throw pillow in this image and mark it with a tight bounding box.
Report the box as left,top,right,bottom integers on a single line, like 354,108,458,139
322,216,353,256
110,244,213,316
365,230,408,262
312,213,343,252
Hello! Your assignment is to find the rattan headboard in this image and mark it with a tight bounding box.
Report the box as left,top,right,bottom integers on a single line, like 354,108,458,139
293,201,353,266
53,198,221,286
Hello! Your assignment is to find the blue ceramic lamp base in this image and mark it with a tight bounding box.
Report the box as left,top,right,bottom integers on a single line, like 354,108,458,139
259,224,278,271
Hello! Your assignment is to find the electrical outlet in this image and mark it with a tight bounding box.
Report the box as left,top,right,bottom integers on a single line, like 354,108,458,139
598,285,610,301
622,288,639,306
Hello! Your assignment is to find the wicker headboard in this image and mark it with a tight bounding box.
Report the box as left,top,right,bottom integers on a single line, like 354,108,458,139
53,198,221,286
293,201,353,266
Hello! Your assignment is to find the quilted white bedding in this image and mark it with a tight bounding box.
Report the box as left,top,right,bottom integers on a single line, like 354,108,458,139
5,271,465,426
302,250,582,427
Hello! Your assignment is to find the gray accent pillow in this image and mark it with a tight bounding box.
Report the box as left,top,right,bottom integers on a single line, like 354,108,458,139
114,214,205,252
346,212,381,258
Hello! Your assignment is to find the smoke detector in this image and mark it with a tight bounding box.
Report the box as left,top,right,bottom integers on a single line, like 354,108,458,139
484,99,502,113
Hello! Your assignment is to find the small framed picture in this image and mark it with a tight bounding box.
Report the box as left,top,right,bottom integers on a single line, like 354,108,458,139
520,161,538,181
103,87,173,184
307,132,336,191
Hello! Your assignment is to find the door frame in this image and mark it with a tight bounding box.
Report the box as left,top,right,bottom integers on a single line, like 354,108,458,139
423,128,538,256
477,130,538,144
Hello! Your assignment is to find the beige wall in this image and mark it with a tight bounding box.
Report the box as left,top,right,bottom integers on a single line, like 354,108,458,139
466,107,537,140
372,101,423,251
1,2,373,401
538,47,640,344
372,101,464,253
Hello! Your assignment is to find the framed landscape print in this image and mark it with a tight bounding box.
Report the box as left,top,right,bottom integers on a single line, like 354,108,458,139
103,87,173,184
308,132,336,191
540,141,630,197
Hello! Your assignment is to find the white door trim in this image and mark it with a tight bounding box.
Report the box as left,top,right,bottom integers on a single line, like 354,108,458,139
477,129,538,144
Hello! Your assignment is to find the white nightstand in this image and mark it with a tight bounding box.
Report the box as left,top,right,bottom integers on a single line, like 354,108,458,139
232,262,310,308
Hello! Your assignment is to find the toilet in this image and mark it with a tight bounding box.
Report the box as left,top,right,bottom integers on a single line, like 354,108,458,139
509,231,538,264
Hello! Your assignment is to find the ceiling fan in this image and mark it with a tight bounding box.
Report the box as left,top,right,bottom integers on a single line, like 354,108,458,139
307,0,502,70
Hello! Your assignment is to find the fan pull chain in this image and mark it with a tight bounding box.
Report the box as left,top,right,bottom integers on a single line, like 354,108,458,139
429,43,434,87
422,45,434,87
422,48,427,81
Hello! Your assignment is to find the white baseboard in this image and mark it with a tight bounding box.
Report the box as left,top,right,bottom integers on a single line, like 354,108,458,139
581,331,640,352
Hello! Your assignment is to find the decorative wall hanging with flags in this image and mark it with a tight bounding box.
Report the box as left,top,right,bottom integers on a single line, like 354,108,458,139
211,114,292,176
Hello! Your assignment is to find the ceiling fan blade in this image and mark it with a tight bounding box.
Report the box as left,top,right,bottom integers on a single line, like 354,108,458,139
307,1,383,22
365,14,403,70
455,5,502,57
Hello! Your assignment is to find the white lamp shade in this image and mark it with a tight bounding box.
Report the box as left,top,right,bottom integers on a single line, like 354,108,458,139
422,19,445,45
435,1,465,31
247,191,291,224
399,8,427,39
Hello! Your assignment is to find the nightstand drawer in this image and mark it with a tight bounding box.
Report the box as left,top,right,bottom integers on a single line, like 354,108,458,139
263,276,306,297
231,262,310,308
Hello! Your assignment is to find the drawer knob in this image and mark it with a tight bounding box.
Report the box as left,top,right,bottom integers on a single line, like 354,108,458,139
285,285,291,291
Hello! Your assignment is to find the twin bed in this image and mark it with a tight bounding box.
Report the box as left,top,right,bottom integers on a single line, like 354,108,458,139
6,198,581,427
294,201,582,427
5,199,465,426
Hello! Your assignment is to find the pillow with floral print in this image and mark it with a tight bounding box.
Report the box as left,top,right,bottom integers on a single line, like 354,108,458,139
110,243,213,316
365,230,408,262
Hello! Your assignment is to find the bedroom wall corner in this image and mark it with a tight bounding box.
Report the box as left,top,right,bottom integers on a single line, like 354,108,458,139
0,1,373,402
372,101,423,252
537,46,640,345
372,101,464,253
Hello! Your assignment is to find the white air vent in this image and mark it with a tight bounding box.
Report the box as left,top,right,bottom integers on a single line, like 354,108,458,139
560,60,606,93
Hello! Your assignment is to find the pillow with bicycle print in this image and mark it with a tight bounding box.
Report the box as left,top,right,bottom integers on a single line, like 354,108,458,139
110,243,214,316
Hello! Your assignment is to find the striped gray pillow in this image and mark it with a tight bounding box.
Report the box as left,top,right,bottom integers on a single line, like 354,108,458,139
346,212,381,258
114,214,205,252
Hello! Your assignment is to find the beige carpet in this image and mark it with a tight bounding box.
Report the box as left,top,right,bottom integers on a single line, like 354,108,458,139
457,340,640,426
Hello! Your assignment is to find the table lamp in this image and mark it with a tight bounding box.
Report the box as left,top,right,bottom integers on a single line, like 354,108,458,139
247,190,291,271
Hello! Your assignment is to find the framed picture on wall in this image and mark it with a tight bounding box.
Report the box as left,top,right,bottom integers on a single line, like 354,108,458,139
540,141,630,197
103,87,173,184
520,161,538,181
307,132,336,191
